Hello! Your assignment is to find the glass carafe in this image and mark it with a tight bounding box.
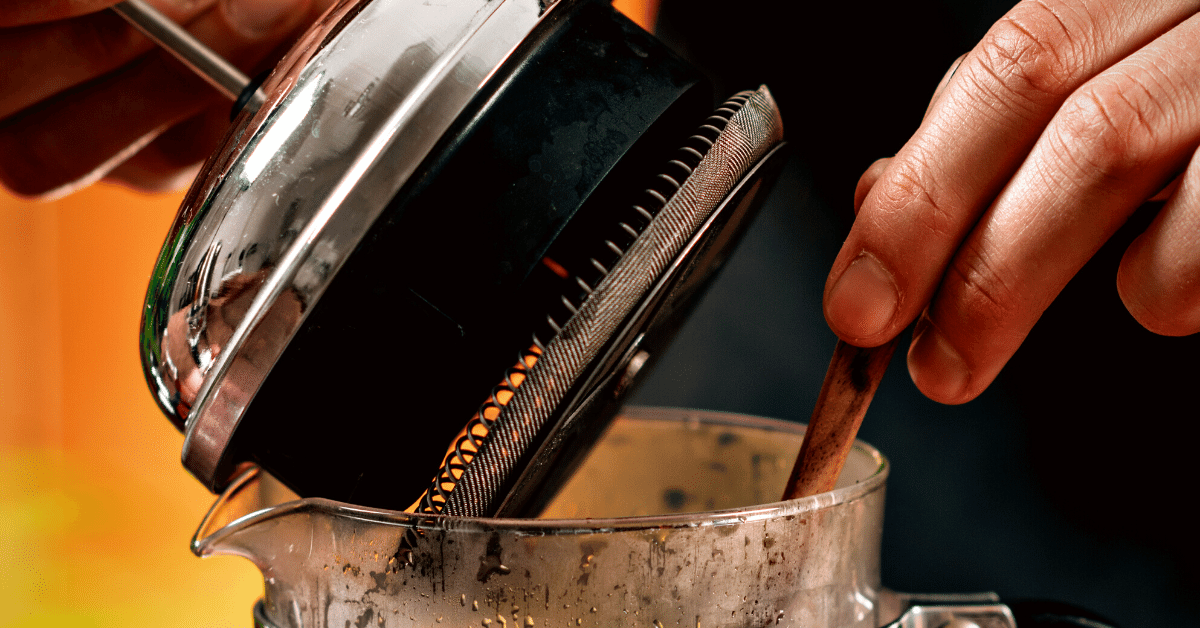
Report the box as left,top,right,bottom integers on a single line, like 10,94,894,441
193,407,890,628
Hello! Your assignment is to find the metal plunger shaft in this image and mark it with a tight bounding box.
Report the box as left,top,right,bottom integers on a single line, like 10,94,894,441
111,0,266,111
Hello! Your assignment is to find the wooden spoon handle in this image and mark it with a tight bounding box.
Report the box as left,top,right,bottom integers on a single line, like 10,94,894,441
782,337,900,500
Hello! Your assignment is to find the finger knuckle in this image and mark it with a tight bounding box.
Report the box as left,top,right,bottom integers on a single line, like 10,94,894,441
875,155,961,241
973,1,1093,106
1123,294,1196,336
1052,75,1168,180
1118,264,1200,337
945,242,1024,333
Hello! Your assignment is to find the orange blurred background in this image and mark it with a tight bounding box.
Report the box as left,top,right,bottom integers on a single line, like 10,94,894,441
0,2,657,627
0,182,263,628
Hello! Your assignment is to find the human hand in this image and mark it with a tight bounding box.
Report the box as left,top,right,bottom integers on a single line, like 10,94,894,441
0,0,332,198
824,0,1200,404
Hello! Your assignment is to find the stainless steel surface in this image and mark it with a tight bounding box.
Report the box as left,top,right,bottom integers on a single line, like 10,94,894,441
111,0,266,109
140,0,569,491
192,408,890,628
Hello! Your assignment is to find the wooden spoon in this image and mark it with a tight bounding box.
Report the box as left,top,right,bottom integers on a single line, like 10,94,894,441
782,337,900,500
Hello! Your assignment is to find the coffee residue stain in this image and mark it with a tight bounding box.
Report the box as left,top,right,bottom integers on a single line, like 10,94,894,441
477,533,511,583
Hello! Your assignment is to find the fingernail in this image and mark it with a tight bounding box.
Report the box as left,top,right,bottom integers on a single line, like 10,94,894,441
907,318,970,403
826,253,898,340
224,0,302,36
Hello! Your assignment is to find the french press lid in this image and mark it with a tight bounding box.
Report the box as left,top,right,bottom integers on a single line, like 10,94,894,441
140,0,786,514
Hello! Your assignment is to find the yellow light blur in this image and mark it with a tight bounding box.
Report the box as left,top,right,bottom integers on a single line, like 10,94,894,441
0,3,659,625
1,183,262,628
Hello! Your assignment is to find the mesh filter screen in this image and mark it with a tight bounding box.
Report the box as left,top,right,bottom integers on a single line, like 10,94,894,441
413,86,784,518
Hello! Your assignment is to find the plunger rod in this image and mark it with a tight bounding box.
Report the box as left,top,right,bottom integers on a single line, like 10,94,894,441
111,0,266,110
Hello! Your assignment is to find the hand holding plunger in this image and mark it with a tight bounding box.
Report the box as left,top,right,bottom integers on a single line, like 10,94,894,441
782,338,899,500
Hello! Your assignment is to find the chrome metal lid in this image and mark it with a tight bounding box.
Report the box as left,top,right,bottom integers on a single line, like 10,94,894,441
141,0,749,507
141,0,577,489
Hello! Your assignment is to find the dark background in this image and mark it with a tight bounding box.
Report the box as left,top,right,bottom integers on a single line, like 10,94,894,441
629,1,1199,626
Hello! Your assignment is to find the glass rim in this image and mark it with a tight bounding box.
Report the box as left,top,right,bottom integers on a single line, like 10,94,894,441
194,407,889,553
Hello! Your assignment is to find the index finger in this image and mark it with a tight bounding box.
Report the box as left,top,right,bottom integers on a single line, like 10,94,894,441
823,0,1200,347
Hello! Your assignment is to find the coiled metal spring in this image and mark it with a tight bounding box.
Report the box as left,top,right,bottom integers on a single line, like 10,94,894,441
415,345,541,515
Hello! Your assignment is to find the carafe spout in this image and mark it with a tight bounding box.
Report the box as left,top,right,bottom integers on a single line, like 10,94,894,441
191,466,302,568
